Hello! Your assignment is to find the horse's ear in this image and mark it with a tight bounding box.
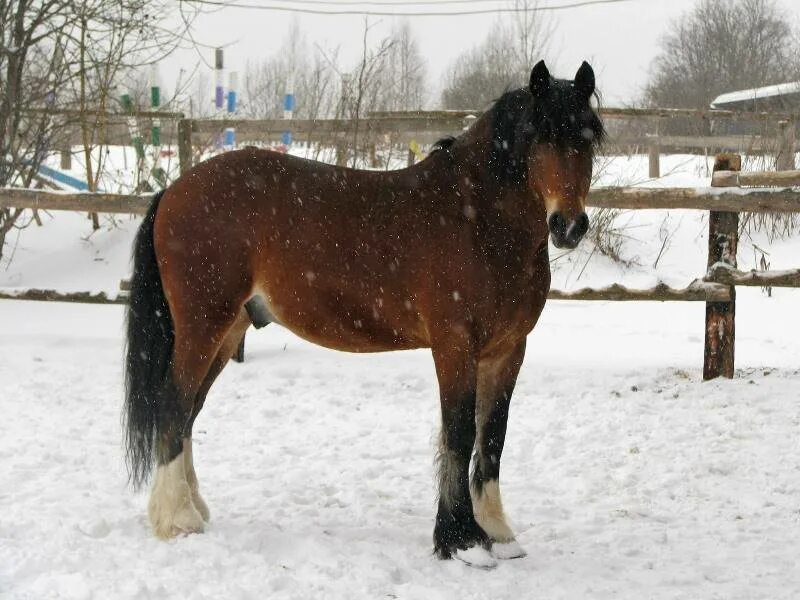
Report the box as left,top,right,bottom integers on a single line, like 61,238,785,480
574,61,595,101
529,60,550,98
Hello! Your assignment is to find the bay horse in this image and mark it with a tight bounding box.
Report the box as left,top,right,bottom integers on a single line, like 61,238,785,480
124,60,604,568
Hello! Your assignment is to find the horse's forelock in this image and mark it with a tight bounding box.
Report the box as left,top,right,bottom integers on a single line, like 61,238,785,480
487,81,604,184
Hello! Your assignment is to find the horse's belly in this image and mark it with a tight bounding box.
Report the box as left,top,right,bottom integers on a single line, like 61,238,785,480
252,286,427,353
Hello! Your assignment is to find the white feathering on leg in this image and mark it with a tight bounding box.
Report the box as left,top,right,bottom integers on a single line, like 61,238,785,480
183,438,210,522
471,479,515,542
148,451,205,539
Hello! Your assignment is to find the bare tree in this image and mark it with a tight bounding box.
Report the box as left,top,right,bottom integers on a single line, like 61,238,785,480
341,20,395,166
374,21,426,112
441,0,551,109
645,0,800,109
243,57,289,119
238,20,425,165
242,21,337,122
0,0,199,258
298,51,337,121
0,0,74,260
190,71,213,118
58,0,196,198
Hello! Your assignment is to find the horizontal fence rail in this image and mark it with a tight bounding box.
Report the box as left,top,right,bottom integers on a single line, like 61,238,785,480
712,169,800,188
0,281,733,305
0,189,152,214
368,107,800,123
706,265,800,288
3,187,800,215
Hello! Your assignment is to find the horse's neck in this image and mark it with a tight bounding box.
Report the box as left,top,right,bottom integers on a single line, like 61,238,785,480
447,132,530,211
442,130,548,239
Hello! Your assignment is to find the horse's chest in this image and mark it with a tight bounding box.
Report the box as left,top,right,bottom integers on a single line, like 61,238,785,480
480,245,550,336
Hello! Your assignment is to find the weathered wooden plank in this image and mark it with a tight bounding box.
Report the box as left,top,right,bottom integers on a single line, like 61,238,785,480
600,106,799,122
706,265,800,287
0,289,126,304
650,135,779,151
56,129,788,152
547,281,731,302
192,117,469,137
369,107,800,123
7,281,732,306
712,169,800,188
0,188,152,214
22,107,184,120
2,185,799,216
587,187,800,213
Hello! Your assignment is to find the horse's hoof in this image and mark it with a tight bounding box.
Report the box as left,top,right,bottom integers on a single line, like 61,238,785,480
491,539,527,560
150,500,205,539
168,503,205,538
453,545,498,569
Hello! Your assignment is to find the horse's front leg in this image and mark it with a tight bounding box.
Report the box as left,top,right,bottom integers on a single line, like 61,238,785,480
431,336,495,568
472,339,527,560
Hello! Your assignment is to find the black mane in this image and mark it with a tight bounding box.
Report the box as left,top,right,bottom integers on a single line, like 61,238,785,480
430,136,456,154
486,80,605,184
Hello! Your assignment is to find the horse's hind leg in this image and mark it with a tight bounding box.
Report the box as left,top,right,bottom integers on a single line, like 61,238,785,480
183,314,251,524
148,308,241,539
472,340,527,559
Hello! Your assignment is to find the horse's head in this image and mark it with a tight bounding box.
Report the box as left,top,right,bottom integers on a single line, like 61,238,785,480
521,60,603,249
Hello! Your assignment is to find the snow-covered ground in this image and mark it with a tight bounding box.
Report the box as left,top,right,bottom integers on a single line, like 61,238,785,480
1,153,799,598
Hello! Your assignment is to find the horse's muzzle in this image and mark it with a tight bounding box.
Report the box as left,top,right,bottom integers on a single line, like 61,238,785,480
548,212,589,249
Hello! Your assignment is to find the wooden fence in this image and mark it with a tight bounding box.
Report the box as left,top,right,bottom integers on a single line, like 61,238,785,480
41,106,799,177
174,108,799,176
1,153,798,378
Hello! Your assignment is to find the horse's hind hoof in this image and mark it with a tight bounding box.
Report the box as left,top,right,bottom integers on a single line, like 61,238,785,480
491,539,527,560
453,545,498,569
149,496,206,539
161,504,205,539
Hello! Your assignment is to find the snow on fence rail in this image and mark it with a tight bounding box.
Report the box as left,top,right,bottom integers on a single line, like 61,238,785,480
0,154,798,379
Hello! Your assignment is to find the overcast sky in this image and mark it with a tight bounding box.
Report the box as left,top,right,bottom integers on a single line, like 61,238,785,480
162,0,800,107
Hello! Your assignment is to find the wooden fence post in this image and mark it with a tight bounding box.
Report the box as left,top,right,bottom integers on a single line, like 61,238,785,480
704,153,740,380
776,120,796,171
177,118,193,175
648,135,660,179
59,150,72,170
335,142,347,167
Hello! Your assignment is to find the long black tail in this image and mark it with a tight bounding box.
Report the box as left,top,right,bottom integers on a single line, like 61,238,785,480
124,190,173,489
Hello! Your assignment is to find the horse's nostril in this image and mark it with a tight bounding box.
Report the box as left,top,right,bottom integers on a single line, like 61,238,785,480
548,212,567,237
574,212,589,238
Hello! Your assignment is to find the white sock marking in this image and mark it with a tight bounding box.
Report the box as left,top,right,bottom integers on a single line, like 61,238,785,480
471,479,515,543
148,451,205,539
